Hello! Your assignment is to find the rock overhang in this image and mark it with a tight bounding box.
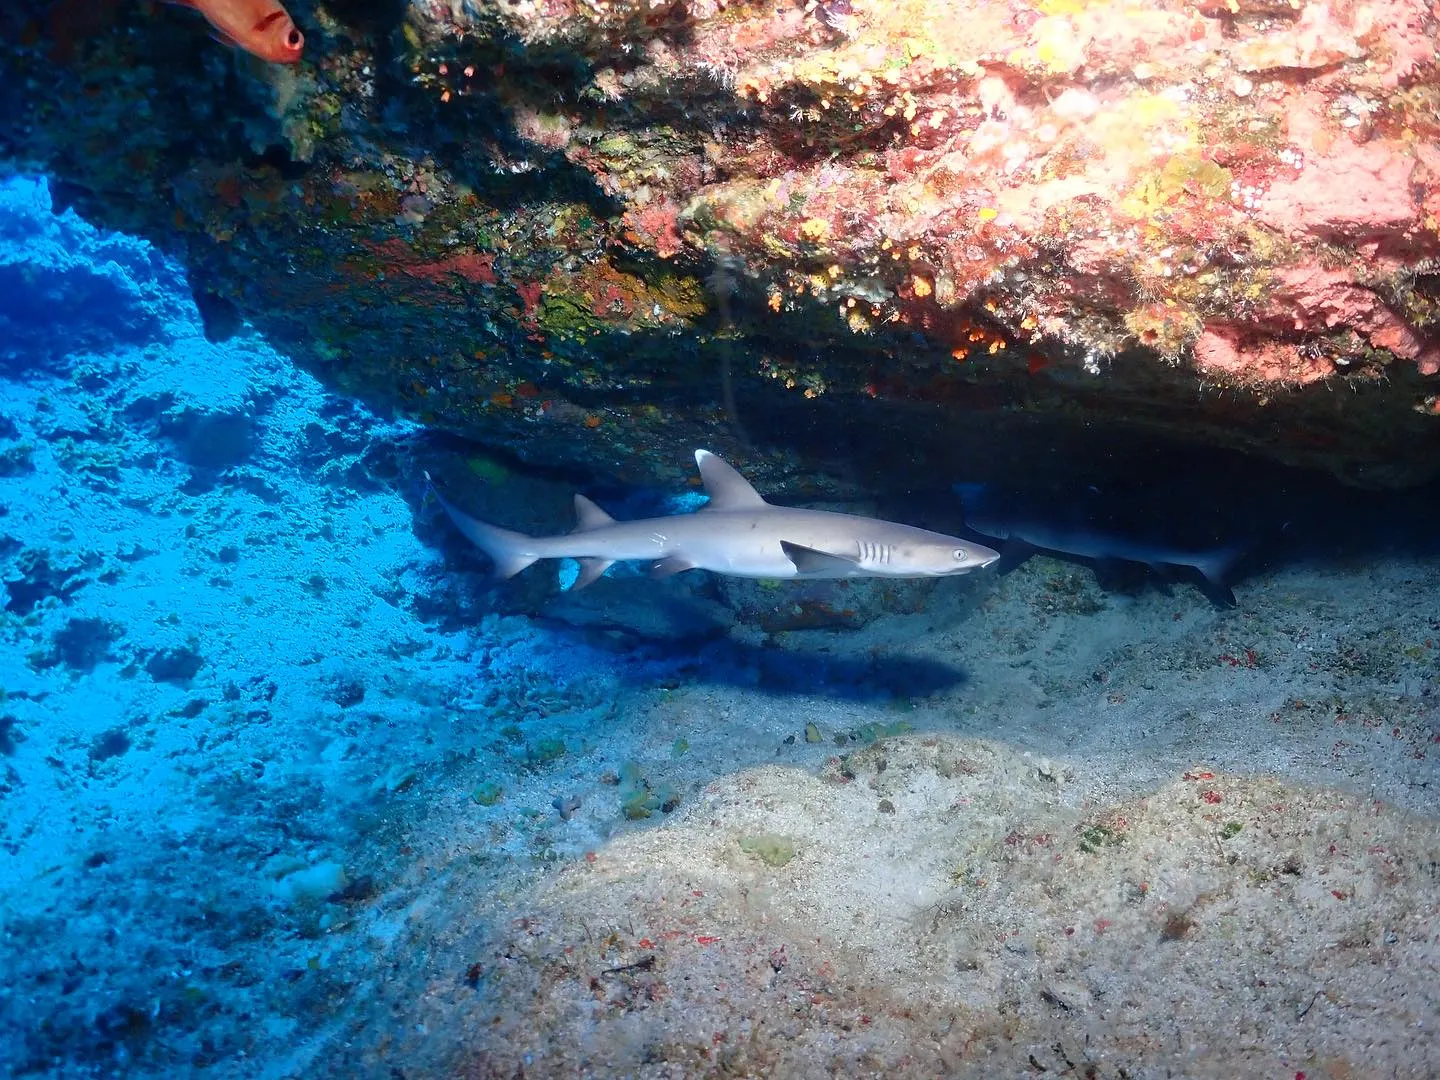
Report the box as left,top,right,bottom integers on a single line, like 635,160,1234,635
1,0,1437,492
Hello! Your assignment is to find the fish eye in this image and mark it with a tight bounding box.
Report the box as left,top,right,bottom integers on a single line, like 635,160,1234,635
287,29,303,47
953,549,968,560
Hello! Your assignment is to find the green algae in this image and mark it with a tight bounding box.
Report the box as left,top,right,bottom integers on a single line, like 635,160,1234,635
1078,824,1125,854
466,455,511,483
737,833,799,868
470,781,504,806
527,736,567,765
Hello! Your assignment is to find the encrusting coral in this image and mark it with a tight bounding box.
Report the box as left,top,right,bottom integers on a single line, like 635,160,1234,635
2,0,1437,487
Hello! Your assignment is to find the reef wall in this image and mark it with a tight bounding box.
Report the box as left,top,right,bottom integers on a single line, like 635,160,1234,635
2,0,1438,490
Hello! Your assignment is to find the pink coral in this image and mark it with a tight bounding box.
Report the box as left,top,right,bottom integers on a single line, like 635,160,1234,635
1268,266,1424,358
1253,137,1422,244
623,200,686,259
1192,328,1332,386
1359,0,1438,87
368,239,497,287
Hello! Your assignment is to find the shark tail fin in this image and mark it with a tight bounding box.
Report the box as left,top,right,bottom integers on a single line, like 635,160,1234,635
425,471,539,580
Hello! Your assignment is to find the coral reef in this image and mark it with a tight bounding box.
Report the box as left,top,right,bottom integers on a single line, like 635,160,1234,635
1,0,1438,487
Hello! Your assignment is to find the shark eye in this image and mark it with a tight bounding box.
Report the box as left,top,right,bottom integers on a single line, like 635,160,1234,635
953,549,968,561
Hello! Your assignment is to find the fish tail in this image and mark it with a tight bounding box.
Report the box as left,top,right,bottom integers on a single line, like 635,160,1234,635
425,472,540,580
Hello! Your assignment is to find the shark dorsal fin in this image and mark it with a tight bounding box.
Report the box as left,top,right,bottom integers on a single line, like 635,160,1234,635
573,494,615,531
695,449,767,511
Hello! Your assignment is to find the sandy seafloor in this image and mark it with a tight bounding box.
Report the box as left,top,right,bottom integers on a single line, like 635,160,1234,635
0,175,1437,1080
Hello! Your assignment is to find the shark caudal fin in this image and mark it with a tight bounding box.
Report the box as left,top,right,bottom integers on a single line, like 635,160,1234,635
425,472,539,580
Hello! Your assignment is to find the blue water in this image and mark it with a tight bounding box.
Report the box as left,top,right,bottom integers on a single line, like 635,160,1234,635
0,175,665,1073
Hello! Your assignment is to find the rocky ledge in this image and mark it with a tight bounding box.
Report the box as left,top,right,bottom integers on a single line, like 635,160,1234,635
2,0,1437,491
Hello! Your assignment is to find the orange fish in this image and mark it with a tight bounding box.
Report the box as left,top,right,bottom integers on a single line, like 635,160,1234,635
166,0,304,64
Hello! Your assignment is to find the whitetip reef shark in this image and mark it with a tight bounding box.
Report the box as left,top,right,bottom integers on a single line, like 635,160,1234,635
954,480,1249,604
428,449,1001,589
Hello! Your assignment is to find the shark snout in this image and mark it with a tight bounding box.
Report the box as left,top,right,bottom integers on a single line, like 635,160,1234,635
939,539,1002,573
968,548,1002,571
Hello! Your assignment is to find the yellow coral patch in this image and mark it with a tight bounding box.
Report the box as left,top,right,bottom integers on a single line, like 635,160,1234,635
1119,153,1232,220
1029,17,1088,75
1121,93,1184,128
799,218,831,241
1090,92,1196,168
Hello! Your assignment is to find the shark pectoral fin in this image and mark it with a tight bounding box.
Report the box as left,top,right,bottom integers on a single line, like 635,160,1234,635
489,552,540,581
694,449,768,510
569,558,614,590
650,555,696,579
1192,545,1247,587
780,541,860,575
1198,578,1238,608
572,494,616,532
